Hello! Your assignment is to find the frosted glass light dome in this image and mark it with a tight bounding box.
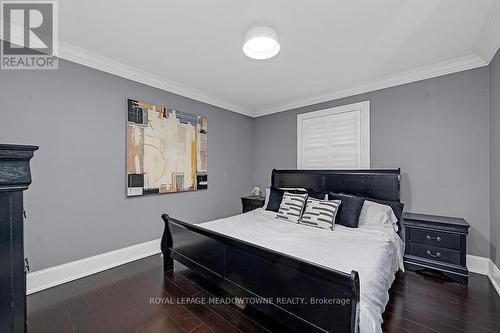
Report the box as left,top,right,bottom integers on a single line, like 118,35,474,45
243,26,280,60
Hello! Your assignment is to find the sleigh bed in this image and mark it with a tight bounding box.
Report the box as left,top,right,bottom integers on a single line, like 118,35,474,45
161,169,403,333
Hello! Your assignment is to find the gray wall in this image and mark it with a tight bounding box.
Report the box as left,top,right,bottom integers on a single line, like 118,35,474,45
0,59,254,271
0,56,495,269
253,68,491,257
491,49,500,266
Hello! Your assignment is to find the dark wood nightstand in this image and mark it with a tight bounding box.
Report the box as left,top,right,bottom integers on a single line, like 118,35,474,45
241,196,265,213
403,212,470,283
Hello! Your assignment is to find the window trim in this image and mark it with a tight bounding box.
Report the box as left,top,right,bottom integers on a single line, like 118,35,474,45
296,101,370,169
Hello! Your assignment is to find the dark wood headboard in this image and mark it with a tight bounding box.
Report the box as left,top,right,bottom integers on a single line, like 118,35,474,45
271,169,401,202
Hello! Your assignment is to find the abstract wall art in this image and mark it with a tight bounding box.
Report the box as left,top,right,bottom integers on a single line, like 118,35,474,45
127,99,208,196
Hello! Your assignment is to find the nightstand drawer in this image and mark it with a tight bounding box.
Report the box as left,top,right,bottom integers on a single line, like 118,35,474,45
243,203,262,213
409,243,461,265
241,196,265,213
409,228,461,250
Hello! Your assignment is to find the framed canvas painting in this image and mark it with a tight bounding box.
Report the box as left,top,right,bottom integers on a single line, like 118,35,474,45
127,99,208,196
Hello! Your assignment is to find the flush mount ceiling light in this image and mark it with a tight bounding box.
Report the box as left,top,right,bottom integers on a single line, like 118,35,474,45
243,26,280,60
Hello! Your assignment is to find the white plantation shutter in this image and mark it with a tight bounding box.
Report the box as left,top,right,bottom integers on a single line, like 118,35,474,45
297,101,370,169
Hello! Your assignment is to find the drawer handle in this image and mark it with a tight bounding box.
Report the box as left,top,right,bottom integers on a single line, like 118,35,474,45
426,250,441,258
426,235,442,242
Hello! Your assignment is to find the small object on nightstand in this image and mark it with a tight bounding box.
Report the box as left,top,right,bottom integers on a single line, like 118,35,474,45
241,195,265,213
251,186,262,197
403,212,470,283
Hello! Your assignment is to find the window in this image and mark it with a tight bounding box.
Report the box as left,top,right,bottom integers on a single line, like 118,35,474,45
297,101,370,169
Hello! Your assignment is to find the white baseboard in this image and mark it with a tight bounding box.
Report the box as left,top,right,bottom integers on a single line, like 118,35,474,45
467,254,500,297
27,242,500,297
488,260,500,297
26,238,161,294
466,254,491,275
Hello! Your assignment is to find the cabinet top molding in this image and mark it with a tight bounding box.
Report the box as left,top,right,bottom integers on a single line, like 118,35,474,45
0,144,38,191
0,144,38,153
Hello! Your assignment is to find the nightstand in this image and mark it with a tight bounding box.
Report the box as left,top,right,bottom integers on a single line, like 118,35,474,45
403,212,470,283
241,196,265,213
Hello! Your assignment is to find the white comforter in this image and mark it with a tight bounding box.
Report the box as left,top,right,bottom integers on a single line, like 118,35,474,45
199,208,404,333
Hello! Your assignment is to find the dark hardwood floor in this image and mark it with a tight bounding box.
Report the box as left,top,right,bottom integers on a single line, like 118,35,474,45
27,254,500,333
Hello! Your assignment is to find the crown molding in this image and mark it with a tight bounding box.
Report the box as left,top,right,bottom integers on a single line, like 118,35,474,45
477,3,500,63
3,12,500,119
0,20,252,116
58,42,254,117
253,54,488,117
51,48,491,119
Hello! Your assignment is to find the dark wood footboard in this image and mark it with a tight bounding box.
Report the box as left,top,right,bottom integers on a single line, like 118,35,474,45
161,214,360,333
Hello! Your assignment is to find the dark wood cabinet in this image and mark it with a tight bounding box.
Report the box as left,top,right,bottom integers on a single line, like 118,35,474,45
0,144,38,333
403,212,469,283
241,196,265,213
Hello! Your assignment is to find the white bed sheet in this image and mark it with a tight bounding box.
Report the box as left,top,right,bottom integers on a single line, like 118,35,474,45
199,208,404,333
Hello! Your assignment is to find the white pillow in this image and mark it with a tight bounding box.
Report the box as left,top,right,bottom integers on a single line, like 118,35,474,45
279,187,308,191
264,188,270,208
358,200,399,232
264,187,307,209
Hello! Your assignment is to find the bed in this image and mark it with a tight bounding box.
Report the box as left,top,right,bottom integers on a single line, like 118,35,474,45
161,169,404,333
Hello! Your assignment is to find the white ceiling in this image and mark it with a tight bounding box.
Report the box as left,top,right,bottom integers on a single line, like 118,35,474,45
56,1,500,116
